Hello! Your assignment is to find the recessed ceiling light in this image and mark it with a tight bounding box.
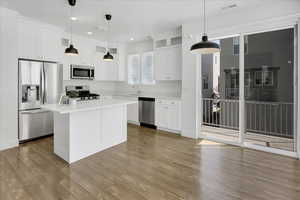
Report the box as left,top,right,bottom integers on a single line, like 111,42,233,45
130,38,134,41
87,32,93,35
70,16,78,21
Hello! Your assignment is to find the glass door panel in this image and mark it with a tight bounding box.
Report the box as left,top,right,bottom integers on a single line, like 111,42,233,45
201,36,240,143
244,28,296,152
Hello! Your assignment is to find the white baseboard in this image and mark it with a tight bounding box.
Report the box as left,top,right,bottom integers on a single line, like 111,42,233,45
157,127,181,134
0,139,19,151
127,121,140,126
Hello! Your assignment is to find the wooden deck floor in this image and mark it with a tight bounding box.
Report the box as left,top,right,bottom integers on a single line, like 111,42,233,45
1,124,300,200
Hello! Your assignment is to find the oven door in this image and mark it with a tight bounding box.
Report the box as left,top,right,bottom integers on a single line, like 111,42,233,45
71,66,91,79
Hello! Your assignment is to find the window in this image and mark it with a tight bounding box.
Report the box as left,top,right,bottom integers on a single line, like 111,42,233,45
254,71,263,87
263,71,273,86
233,36,248,55
202,76,208,90
245,72,251,87
128,52,155,85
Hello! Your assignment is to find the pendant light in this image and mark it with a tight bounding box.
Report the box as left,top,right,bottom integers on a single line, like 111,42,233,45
103,14,114,61
190,0,220,54
65,0,79,56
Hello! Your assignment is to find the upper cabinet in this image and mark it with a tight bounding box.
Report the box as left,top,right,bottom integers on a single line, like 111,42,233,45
18,19,62,62
94,51,119,81
153,36,182,81
94,45,126,81
154,45,182,80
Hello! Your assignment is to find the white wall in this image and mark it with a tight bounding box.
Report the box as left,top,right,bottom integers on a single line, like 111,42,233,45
181,2,300,139
0,8,19,150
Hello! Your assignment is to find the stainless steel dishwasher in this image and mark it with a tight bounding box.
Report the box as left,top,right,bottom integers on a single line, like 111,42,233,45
138,97,156,128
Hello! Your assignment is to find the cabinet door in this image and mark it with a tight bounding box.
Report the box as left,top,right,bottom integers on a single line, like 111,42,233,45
41,28,62,62
18,21,39,59
155,102,168,128
128,54,140,84
95,52,119,81
127,102,139,122
154,46,182,80
168,46,182,80
154,48,169,80
167,103,181,131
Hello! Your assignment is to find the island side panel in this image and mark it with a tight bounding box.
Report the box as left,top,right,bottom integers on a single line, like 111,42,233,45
69,109,101,163
53,112,70,163
100,105,127,150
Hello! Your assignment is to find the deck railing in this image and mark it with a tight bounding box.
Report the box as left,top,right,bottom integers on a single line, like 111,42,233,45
202,98,294,138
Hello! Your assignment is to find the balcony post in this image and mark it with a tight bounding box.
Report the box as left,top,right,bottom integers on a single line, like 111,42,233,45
239,34,245,143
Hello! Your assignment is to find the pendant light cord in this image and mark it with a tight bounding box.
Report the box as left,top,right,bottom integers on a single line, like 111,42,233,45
203,0,206,35
107,19,110,52
70,7,73,44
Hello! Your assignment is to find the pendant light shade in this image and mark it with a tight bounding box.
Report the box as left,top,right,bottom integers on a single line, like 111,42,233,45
190,35,220,54
103,52,114,61
65,44,78,56
190,0,220,54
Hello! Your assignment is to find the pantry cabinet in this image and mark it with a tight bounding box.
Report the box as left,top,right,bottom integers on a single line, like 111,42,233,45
155,99,181,132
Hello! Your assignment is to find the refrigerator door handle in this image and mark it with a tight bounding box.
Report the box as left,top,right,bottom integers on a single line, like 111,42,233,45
40,65,44,104
43,65,47,104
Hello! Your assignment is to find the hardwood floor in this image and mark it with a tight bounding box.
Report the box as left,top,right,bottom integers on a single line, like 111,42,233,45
1,124,300,200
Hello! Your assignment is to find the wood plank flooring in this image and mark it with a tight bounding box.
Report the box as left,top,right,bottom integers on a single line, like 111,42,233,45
1,124,300,200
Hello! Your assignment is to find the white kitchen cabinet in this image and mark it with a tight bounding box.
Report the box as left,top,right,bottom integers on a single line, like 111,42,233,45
18,19,62,62
41,28,62,62
18,20,41,60
155,102,168,128
167,103,181,131
154,46,182,80
95,52,119,81
127,102,139,124
155,99,181,132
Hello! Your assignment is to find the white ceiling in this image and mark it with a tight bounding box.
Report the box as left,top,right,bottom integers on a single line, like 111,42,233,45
0,0,299,43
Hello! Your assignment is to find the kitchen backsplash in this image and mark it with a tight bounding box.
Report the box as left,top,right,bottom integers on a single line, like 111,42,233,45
114,81,182,97
63,80,182,97
63,80,116,95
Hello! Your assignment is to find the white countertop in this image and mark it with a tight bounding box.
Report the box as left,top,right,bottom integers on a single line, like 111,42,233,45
42,99,137,114
112,94,181,101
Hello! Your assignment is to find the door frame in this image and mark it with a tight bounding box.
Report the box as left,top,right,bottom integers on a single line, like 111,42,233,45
198,24,300,158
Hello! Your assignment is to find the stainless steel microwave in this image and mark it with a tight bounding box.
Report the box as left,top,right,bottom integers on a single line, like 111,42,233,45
70,65,95,80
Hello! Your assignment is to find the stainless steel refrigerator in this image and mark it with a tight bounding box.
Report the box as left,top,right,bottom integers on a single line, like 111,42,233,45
18,59,63,142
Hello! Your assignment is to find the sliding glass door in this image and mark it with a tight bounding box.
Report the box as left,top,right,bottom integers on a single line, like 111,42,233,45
199,26,298,155
243,28,296,152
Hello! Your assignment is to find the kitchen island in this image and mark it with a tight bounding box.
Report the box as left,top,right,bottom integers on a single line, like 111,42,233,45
42,99,137,164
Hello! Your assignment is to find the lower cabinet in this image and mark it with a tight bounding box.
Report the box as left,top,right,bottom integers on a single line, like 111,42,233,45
127,102,139,124
155,99,181,132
